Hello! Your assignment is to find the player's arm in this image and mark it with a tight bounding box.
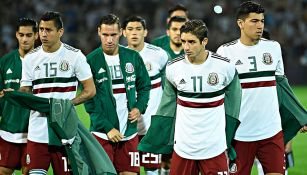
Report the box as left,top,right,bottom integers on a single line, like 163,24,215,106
71,77,96,106
19,86,32,93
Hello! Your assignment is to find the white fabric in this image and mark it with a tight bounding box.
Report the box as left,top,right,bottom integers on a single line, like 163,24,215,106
166,51,235,159
217,39,284,141
21,43,92,143
137,43,168,135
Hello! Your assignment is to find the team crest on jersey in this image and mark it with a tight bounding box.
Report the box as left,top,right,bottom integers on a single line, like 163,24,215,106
145,62,152,71
125,62,134,73
59,60,70,72
262,53,273,65
26,154,30,164
207,73,219,86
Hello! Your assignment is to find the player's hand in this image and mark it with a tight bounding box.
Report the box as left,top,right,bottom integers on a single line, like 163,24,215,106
107,128,125,142
128,108,141,123
0,88,14,98
299,125,307,133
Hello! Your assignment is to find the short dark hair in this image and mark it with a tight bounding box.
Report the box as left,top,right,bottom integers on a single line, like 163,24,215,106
180,19,208,42
40,11,63,30
236,1,265,20
168,4,188,18
123,15,146,29
16,18,38,33
167,16,188,29
99,14,121,29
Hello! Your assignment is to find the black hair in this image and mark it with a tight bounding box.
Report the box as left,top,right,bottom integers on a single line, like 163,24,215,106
180,19,208,42
168,4,188,18
123,15,146,29
16,17,38,33
236,1,265,20
40,11,63,30
167,16,188,29
98,14,121,29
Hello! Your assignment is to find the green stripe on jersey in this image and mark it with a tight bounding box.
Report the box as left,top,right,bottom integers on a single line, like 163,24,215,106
33,77,77,85
239,71,275,79
112,73,160,85
178,88,225,98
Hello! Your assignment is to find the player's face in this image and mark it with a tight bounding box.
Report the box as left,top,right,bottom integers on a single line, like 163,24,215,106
98,23,122,55
167,21,185,45
181,32,207,61
123,22,147,47
239,12,264,42
39,20,63,48
16,26,37,53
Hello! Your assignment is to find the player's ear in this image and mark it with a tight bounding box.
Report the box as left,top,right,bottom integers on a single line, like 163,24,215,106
119,28,123,36
202,38,208,46
144,29,148,37
237,19,243,29
97,27,101,36
58,28,64,38
123,29,127,37
34,32,38,40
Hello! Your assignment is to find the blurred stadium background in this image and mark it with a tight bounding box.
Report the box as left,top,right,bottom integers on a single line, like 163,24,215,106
1,0,306,174
1,0,306,84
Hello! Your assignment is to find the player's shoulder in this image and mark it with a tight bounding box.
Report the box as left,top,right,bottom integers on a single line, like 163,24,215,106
219,39,239,48
210,52,230,63
1,49,18,61
145,43,167,54
27,46,42,56
259,38,280,47
86,47,101,62
167,54,185,67
63,43,80,52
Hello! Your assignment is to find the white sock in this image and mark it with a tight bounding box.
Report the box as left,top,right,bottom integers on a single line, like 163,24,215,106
160,168,170,175
29,169,47,175
146,169,159,175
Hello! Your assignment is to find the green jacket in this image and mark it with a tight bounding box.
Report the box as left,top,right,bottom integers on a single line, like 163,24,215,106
0,50,30,133
85,45,151,137
138,71,242,160
4,91,117,175
276,75,307,144
151,35,184,60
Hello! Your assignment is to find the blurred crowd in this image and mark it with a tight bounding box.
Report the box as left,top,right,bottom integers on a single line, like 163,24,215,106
1,0,306,83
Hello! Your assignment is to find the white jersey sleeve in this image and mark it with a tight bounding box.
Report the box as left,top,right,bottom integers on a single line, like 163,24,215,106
274,42,284,75
21,53,35,87
74,51,93,81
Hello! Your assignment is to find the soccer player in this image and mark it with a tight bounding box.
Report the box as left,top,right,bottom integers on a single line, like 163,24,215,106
154,16,187,60
0,17,38,175
168,19,241,175
217,1,307,175
139,19,241,175
19,11,96,175
123,15,169,175
152,4,189,49
85,14,151,175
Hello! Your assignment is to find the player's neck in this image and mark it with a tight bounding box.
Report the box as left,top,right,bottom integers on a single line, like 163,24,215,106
170,41,182,52
240,36,259,46
43,41,61,53
18,47,33,58
129,42,144,52
188,49,208,65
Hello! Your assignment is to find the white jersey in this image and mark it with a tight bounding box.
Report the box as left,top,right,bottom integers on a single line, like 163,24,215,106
217,39,284,141
21,43,92,143
166,52,235,159
137,43,168,135
92,53,136,141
